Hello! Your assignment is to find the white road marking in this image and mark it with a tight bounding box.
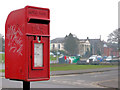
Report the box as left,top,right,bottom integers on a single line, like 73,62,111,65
51,76,61,77
51,74,78,77
61,74,78,77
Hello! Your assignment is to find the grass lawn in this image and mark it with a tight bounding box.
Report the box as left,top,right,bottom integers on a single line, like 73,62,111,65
0,53,5,63
50,64,117,71
0,69,5,72
0,64,117,72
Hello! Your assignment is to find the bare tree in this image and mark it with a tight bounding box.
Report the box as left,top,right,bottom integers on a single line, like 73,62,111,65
107,29,119,43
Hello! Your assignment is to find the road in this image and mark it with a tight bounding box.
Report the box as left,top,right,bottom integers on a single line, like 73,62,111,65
0,70,118,88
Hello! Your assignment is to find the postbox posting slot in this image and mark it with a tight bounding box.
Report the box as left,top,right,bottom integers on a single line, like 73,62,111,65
32,36,44,70
28,18,50,24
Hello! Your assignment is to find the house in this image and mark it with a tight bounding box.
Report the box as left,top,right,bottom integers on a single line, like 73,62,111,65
50,37,91,56
50,36,105,56
78,38,90,56
103,42,119,56
89,38,104,56
79,37,104,56
50,38,64,51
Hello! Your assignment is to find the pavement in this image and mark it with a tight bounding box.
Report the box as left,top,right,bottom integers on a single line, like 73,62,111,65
0,67,119,88
98,79,118,88
50,67,119,89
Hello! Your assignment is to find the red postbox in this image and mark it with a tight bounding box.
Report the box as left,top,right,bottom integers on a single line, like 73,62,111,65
5,6,50,81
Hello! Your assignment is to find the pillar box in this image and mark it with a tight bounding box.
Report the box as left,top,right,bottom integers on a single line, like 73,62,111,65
5,6,50,81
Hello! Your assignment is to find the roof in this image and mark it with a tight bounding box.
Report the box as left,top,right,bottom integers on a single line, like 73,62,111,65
51,38,64,43
79,39,87,42
107,43,118,48
89,39,102,45
51,38,103,44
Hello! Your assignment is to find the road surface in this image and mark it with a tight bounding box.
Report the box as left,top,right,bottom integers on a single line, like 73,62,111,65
0,70,118,88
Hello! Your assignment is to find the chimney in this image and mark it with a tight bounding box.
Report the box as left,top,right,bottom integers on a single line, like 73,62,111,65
100,35,101,41
87,37,89,40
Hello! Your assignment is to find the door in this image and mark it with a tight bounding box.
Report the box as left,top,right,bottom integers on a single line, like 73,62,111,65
28,35,50,79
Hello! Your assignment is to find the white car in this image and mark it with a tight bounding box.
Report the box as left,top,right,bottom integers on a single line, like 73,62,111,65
50,52,54,56
106,56,112,61
87,55,97,63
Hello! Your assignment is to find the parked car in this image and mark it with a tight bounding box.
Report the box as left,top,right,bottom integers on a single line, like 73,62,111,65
50,52,54,56
87,55,97,63
106,56,112,61
103,56,107,61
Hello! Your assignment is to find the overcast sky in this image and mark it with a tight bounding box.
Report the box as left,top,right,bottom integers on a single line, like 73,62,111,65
0,0,119,41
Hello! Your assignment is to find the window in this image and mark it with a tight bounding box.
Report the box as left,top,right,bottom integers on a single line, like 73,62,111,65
58,44,60,49
53,44,55,49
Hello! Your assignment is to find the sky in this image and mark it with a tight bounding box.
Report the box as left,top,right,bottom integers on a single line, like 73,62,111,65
0,0,119,41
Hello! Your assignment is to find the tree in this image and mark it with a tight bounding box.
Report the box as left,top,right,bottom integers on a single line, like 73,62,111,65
97,50,101,55
2,37,5,52
90,45,93,56
0,34,5,52
84,48,90,58
107,29,119,43
64,33,79,56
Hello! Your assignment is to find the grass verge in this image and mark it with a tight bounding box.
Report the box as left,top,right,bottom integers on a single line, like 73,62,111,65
0,53,5,63
0,69,5,72
0,64,117,72
50,64,117,71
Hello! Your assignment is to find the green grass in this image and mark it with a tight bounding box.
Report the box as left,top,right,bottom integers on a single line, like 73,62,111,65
0,53,5,63
0,64,117,72
0,69,5,72
50,64,117,71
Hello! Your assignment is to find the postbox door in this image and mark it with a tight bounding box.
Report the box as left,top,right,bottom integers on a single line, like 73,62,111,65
27,35,49,79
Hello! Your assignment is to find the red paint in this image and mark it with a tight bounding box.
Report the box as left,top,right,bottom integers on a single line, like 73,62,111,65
64,56,67,60
5,6,50,81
